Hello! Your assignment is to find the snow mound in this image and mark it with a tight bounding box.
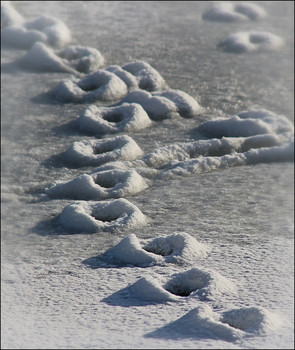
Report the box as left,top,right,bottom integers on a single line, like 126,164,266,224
143,232,209,263
62,135,144,167
202,2,266,22
103,232,209,267
19,43,105,74
161,138,294,179
46,168,149,200
51,70,128,103
57,198,147,233
218,31,283,54
143,137,246,167
197,109,293,138
118,89,202,121
2,15,71,49
105,65,138,90
122,60,167,91
104,234,164,267
1,1,24,29
221,307,282,335
129,276,178,303
146,305,242,341
74,103,152,135
164,267,236,300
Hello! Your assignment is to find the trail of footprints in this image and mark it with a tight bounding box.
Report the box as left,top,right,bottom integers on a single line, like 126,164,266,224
2,1,292,342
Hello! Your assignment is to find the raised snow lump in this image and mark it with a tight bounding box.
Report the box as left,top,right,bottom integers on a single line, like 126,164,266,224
118,89,202,120
51,69,128,103
164,267,236,300
46,168,149,200
1,1,24,29
217,31,283,53
122,60,167,91
1,15,71,49
62,135,144,167
17,42,105,74
57,198,147,233
74,103,152,135
197,109,293,138
102,232,209,266
202,2,266,22
221,306,282,334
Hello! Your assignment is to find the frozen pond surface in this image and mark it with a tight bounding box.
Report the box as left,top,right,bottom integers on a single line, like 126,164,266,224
1,1,294,349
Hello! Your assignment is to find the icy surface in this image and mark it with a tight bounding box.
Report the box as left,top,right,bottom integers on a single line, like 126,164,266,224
1,1,294,349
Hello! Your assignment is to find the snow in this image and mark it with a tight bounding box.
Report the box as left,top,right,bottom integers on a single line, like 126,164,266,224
74,102,152,135
62,135,144,167
202,2,267,22
57,198,147,233
51,69,128,103
100,232,209,267
118,89,202,120
17,42,105,74
46,168,149,200
1,1,294,349
1,13,71,49
217,31,283,53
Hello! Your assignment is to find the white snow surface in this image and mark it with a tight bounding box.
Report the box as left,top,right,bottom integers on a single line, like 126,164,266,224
1,1,294,349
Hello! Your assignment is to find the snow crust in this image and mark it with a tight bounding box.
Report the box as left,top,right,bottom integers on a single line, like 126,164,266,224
218,31,283,53
74,103,152,135
57,198,147,233
62,135,144,167
202,2,266,22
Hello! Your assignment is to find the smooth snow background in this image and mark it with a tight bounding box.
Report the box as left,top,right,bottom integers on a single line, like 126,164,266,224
1,1,294,349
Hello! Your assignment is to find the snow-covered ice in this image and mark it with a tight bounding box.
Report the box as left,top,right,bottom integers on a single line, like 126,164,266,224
74,103,152,135
1,1,293,349
202,2,267,22
217,31,283,53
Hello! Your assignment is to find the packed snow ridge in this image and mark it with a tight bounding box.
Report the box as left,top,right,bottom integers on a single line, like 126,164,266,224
17,42,105,74
202,2,266,22
74,103,152,135
1,5,71,49
218,31,283,53
56,198,147,233
50,61,167,103
146,305,282,341
102,232,209,267
62,135,144,167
